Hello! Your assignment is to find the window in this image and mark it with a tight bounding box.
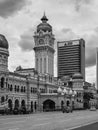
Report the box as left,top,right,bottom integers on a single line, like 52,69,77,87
8,84,10,91
1,96,4,103
21,86,23,92
31,87,33,93
14,85,17,92
24,86,26,93
33,88,37,93
44,58,46,73
17,86,19,92
10,85,13,91
36,59,38,71
1,77,5,88
40,58,42,73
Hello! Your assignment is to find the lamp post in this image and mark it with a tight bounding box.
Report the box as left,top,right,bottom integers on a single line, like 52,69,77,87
34,70,40,112
44,74,47,93
57,86,77,113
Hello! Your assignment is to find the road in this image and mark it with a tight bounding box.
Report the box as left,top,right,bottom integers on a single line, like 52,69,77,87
71,122,98,130
0,110,98,130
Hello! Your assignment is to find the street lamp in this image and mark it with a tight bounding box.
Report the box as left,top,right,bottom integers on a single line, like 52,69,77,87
34,70,40,111
44,74,47,93
57,86,77,112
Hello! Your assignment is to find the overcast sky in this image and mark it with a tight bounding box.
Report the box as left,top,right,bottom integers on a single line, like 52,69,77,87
0,0,98,84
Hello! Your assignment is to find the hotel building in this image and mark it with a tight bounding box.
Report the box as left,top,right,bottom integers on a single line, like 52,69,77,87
57,39,85,80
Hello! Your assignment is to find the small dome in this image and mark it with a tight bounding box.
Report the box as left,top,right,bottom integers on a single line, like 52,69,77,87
0,34,9,49
37,13,52,33
72,73,83,79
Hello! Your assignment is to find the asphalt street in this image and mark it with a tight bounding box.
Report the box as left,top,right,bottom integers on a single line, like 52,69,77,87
71,122,98,130
0,110,98,130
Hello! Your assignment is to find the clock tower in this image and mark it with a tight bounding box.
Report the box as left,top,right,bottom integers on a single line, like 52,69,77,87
33,13,55,76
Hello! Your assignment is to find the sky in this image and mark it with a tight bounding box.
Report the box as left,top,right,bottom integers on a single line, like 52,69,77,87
0,0,98,84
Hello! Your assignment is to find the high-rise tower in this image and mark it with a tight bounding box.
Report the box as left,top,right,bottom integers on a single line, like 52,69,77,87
57,39,85,80
33,13,55,76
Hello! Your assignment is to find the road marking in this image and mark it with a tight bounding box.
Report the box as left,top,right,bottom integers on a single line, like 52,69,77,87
8,128,19,130
33,122,50,127
2,120,25,125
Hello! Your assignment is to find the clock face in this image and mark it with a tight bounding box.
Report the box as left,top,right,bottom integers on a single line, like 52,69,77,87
39,39,44,45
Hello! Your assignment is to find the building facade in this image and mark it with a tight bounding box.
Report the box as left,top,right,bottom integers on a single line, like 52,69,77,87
57,39,85,80
0,14,63,113
0,14,90,114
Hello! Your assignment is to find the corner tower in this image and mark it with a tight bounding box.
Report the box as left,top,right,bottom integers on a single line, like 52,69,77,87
33,13,55,76
0,34,9,72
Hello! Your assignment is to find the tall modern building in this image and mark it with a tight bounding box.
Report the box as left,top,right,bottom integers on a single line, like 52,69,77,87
57,39,85,79
96,48,98,89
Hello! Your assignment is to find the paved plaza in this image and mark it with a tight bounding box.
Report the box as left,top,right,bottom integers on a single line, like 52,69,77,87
0,110,98,130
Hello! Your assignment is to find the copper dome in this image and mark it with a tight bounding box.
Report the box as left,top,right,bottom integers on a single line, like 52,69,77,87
37,13,52,33
72,73,83,79
0,34,9,49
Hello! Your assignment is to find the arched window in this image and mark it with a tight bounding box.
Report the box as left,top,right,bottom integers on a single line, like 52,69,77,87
34,102,37,110
21,86,23,92
10,84,13,91
31,87,33,93
31,101,33,112
1,77,5,88
23,86,26,93
36,58,38,72
44,58,46,73
17,86,19,92
8,84,10,91
1,96,4,103
40,58,42,73
14,85,17,92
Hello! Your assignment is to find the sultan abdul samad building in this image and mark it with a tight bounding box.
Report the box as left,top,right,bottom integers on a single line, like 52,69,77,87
0,14,91,113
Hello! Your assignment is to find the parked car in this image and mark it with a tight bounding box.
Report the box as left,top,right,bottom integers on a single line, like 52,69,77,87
13,108,19,114
20,107,27,114
90,106,96,111
62,106,73,113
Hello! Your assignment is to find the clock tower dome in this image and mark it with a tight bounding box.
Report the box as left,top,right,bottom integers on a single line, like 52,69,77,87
33,13,55,76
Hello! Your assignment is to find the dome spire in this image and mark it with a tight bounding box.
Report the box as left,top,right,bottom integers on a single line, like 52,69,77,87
41,12,48,23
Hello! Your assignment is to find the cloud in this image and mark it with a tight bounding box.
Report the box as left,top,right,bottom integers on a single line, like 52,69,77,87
54,27,98,68
0,0,30,18
85,29,98,67
74,0,92,12
55,28,78,41
18,28,35,51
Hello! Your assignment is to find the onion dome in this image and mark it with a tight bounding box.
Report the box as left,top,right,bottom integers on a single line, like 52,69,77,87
57,87,62,94
0,34,9,49
72,73,83,79
37,13,52,32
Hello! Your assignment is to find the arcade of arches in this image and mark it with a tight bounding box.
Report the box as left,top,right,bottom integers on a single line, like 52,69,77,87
7,96,67,112
7,99,37,112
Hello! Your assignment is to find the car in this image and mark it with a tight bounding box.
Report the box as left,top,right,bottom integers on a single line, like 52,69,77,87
62,106,73,113
90,106,96,111
20,107,27,114
13,108,19,114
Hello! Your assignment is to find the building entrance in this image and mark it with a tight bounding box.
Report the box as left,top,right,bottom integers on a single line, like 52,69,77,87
8,99,13,110
43,99,55,111
14,99,19,109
